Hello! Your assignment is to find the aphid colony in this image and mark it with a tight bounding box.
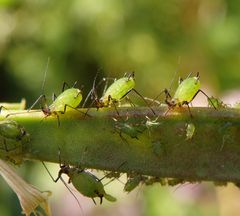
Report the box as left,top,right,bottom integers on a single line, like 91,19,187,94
1,69,219,209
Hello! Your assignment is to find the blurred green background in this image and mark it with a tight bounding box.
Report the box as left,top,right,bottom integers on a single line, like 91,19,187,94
1,0,240,215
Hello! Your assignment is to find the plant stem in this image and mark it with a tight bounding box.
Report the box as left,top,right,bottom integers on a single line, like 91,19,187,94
1,107,240,184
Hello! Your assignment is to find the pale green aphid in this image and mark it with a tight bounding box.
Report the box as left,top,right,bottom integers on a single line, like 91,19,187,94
124,175,149,193
89,72,156,115
6,58,85,125
207,96,227,109
0,120,27,140
99,73,135,107
164,72,216,116
186,123,195,140
68,169,117,204
6,85,84,126
113,117,146,140
0,120,30,164
44,161,116,204
44,87,83,115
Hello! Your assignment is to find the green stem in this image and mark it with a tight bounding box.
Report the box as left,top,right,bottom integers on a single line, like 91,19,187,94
1,107,240,184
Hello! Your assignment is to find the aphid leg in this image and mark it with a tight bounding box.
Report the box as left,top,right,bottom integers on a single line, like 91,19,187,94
186,103,193,118
0,106,4,113
99,196,103,204
60,104,91,117
164,107,171,116
178,77,183,84
199,90,217,109
29,94,47,111
56,114,60,127
124,96,135,107
72,81,78,88
52,93,57,101
131,89,156,115
82,70,114,108
190,90,217,109
92,198,97,205
5,95,47,118
164,88,172,100
163,89,174,115
42,151,83,212
1,139,9,152
99,162,126,182
61,82,71,92
109,96,120,117
143,97,161,106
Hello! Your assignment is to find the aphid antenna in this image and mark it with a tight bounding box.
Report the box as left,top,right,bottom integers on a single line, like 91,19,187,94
125,71,135,81
59,175,84,215
186,71,194,79
5,59,51,118
152,57,182,107
82,70,115,108
41,57,50,96
103,173,125,187
168,56,181,93
82,70,100,108
172,181,199,193
61,81,79,93
5,109,43,118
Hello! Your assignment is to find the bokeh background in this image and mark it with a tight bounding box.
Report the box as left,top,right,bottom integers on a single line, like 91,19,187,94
1,0,240,215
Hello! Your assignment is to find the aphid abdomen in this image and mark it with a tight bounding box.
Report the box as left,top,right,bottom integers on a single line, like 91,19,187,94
100,77,135,106
71,171,105,199
49,88,82,112
173,77,200,104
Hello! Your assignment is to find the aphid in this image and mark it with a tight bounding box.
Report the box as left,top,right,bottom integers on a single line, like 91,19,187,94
6,60,87,126
207,96,227,109
124,174,148,193
0,120,30,164
185,123,195,140
161,72,216,116
145,116,161,137
112,117,146,140
43,157,116,205
88,72,156,115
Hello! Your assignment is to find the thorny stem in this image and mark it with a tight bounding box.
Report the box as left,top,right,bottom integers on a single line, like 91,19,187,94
1,106,240,184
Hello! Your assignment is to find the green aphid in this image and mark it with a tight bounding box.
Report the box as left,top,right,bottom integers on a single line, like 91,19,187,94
163,72,216,116
186,123,195,140
0,120,30,164
234,102,240,109
54,164,116,204
113,117,146,140
0,120,27,141
207,96,227,108
47,87,82,114
99,73,135,107
89,72,155,115
7,84,85,126
6,60,86,125
124,175,147,193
